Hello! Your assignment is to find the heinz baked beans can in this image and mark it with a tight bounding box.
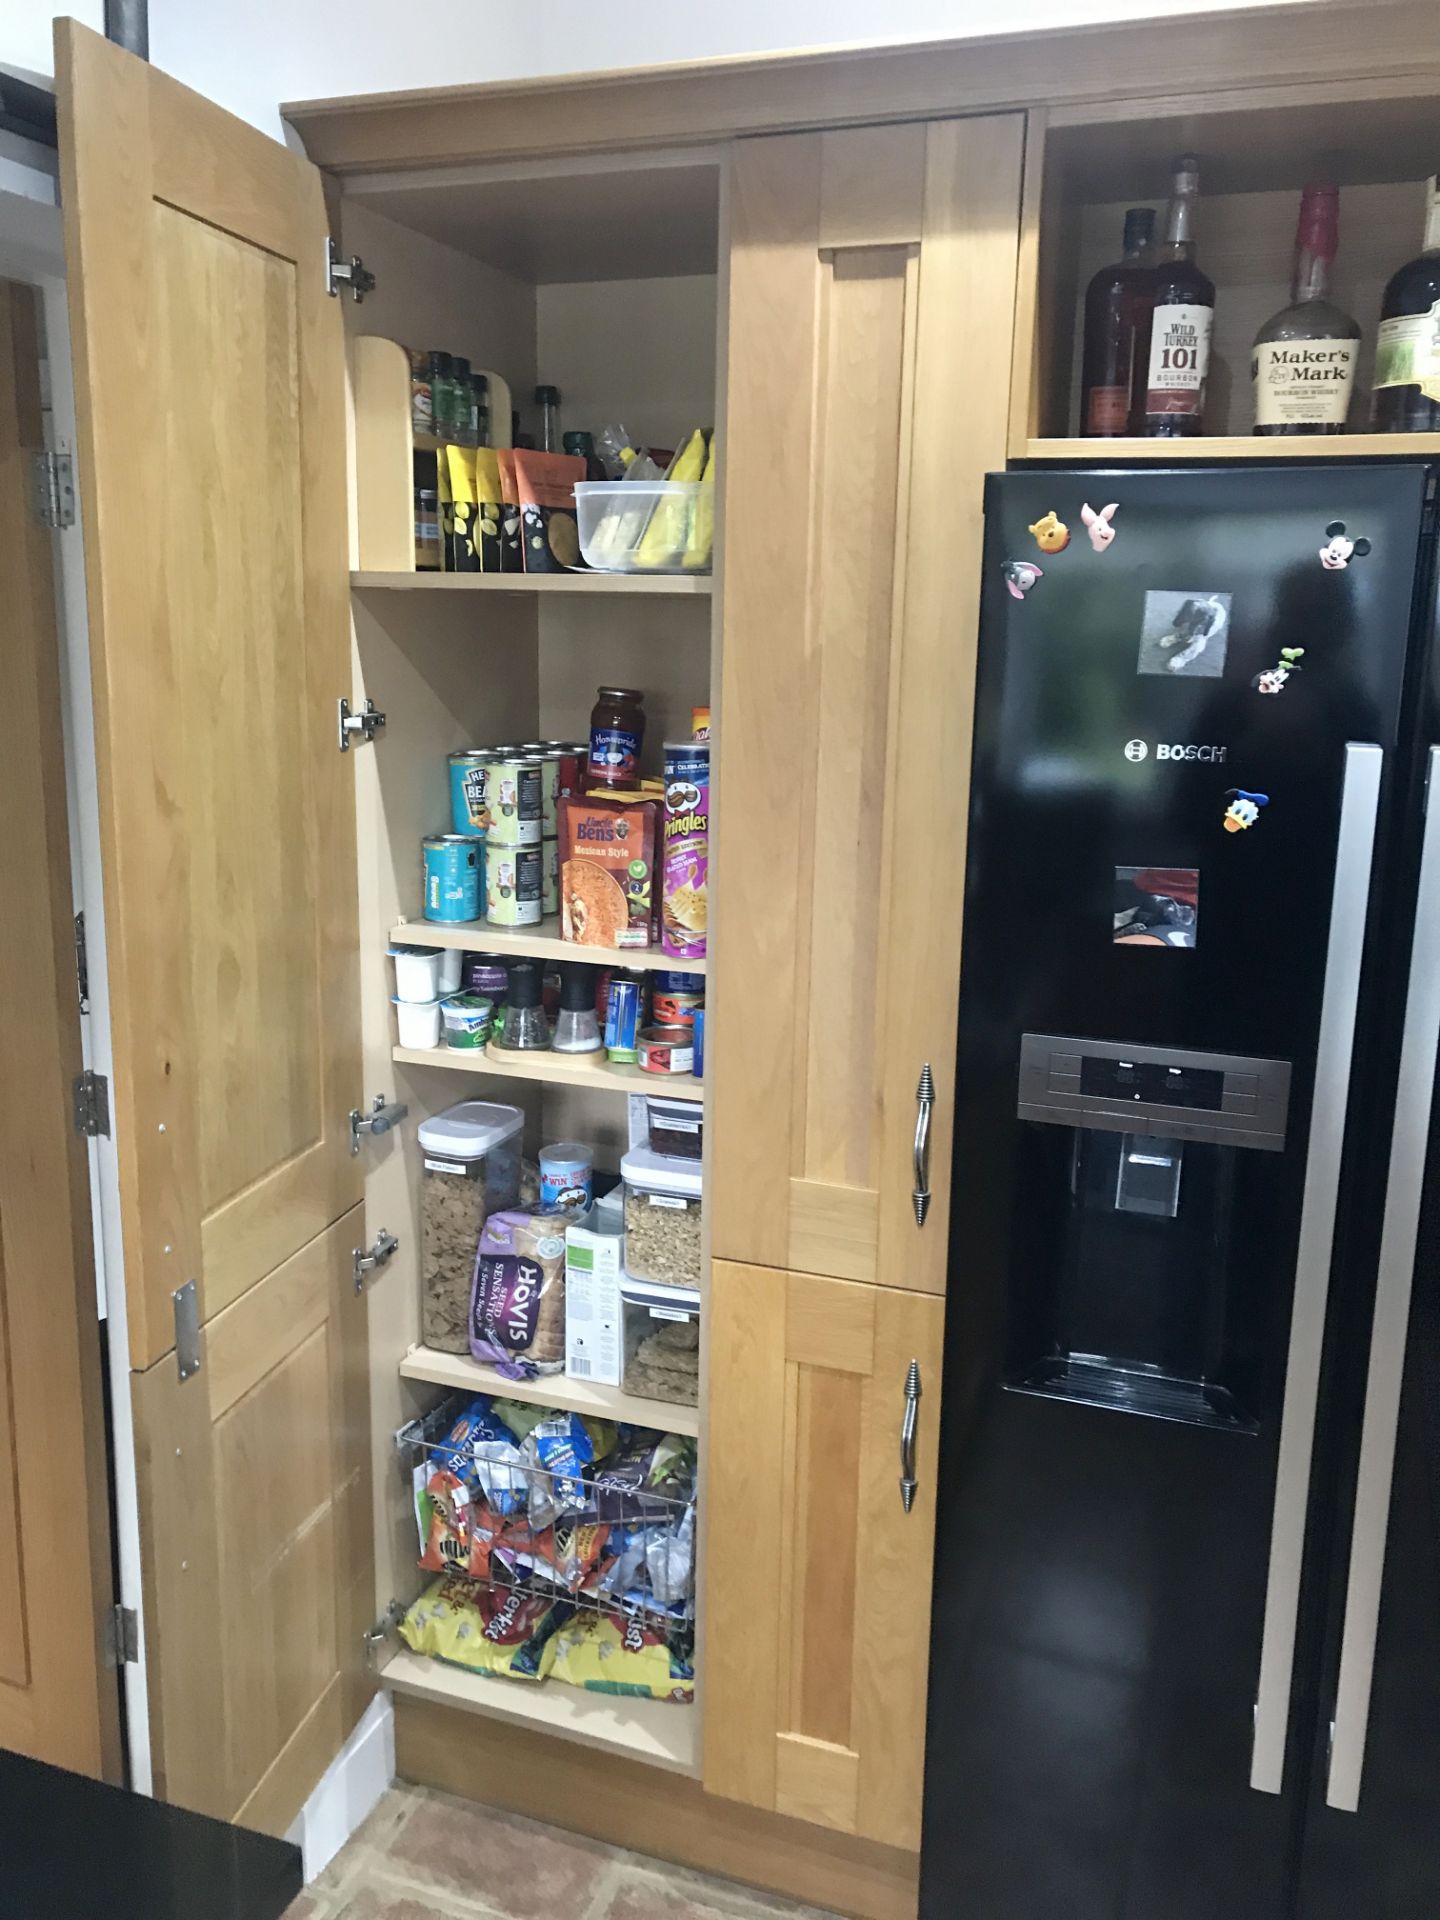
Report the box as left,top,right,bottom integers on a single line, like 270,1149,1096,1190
448,750,495,834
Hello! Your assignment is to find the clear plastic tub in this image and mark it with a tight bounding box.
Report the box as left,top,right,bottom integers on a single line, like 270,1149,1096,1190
623,1296,699,1407
621,1146,703,1290
417,1101,523,1353
575,481,712,575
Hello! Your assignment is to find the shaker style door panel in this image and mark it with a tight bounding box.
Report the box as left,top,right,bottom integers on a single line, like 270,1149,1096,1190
57,21,369,1824
704,1260,943,1847
710,116,1025,1293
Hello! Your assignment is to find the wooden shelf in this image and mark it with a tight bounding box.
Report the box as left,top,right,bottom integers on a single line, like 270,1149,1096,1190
390,918,706,978
393,1042,704,1104
399,1343,701,1437
1024,435,1440,461
380,1647,698,1773
352,569,711,595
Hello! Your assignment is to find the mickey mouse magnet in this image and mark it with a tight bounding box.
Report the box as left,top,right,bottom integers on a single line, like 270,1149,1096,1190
1320,520,1371,570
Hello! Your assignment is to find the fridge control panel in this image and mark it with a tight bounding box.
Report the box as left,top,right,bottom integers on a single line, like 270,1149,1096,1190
1018,1034,1291,1152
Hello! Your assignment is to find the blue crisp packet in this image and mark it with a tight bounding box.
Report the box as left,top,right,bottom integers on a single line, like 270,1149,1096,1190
529,1413,595,1524
429,1396,498,1473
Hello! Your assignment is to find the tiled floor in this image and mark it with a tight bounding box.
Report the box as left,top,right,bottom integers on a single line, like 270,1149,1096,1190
286,1785,840,1920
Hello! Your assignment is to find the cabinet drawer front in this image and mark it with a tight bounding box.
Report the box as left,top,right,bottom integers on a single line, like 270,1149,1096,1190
710,116,1025,1294
703,1261,944,1847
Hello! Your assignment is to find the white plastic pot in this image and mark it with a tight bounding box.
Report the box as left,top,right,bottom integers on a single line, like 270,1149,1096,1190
390,945,443,1003
392,995,442,1049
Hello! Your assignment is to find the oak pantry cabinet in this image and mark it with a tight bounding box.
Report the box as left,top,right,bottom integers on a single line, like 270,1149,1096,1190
50,6,1437,1919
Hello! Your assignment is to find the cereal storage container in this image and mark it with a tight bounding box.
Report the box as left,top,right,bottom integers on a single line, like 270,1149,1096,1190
620,1146,703,1290
417,1101,523,1353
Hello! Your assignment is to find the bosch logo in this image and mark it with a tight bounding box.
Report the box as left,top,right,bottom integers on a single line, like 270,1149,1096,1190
1124,739,1148,762
1157,743,1227,763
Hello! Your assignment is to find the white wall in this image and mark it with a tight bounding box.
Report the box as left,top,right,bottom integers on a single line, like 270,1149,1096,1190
11,1,1312,140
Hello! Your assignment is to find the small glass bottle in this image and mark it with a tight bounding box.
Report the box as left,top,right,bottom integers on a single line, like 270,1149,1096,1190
493,958,551,1051
428,351,454,442
564,429,604,480
408,347,434,437
472,372,490,447
451,356,474,444
414,488,441,570
535,385,561,453
552,962,602,1053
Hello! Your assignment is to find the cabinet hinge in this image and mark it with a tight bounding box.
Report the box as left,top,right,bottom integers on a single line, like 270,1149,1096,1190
326,238,376,303
173,1280,202,1382
29,449,75,528
363,1599,405,1665
102,1603,139,1669
353,1229,399,1295
339,696,386,752
72,1069,109,1138
350,1093,409,1155
74,911,91,1015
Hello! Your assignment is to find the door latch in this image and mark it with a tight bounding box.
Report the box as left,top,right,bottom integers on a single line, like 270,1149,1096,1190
326,238,376,302
350,1094,408,1155
354,1229,399,1294
339,697,386,752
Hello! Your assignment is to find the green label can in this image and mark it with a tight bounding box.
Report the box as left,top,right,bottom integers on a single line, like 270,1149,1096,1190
485,757,544,847
541,837,559,917
485,843,543,925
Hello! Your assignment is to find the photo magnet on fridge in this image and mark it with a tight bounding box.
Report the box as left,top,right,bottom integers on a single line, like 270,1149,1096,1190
1253,647,1305,694
1319,520,1371,570
1136,591,1232,677
1223,789,1270,833
1113,867,1198,948
1028,511,1070,553
1003,559,1044,600
1081,502,1119,552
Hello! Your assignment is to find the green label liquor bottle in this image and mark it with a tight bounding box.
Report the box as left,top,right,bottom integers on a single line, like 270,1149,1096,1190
1373,176,1440,432
1251,184,1360,435
1135,156,1215,437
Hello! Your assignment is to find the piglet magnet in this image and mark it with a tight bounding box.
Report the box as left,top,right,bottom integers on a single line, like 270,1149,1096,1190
1223,789,1270,833
1320,520,1371,570
1003,559,1044,600
1081,502,1118,552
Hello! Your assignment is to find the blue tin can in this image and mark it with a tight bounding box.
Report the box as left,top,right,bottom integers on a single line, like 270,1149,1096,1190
423,834,483,923
449,751,494,835
692,1007,705,1080
604,978,642,1065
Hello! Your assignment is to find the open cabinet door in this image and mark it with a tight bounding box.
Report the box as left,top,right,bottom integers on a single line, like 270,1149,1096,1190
56,22,373,1830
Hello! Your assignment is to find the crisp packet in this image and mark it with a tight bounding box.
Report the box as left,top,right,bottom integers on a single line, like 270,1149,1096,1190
398,1575,568,1683
548,1610,694,1702
526,1412,595,1526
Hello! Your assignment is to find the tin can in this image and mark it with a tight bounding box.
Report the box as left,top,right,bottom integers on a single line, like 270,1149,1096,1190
535,756,562,837
604,978,642,1064
485,756,544,846
693,1007,705,1079
662,741,709,962
423,835,484,924
638,1024,695,1075
652,982,704,1028
484,843,543,925
692,706,711,742
541,837,559,916
440,993,493,1049
448,750,495,835
595,966,647,1028
461,953,510,998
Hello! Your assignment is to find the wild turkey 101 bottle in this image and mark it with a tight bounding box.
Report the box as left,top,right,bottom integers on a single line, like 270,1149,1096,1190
1134,156,1215,436
1373,176,1440,432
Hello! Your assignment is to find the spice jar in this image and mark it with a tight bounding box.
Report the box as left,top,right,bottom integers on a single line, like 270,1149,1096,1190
588,687,646,789
409,347,433,437
553,961,602,1053
414,488,441,570
428,351,455,441
452,355,475,444
535,383,561,453
493,957,550,1051
472,371,490,447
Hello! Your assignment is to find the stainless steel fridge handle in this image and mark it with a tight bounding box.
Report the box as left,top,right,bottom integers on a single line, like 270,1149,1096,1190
1326,745,1440,1812
1251,742,1384,1797
913,1064,934,1226
900,1360,922,1511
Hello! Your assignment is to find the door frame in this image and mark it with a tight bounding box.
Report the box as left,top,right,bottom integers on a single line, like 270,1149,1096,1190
0,172,149,1792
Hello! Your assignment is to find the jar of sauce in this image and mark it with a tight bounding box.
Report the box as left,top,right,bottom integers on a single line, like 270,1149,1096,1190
587,687,645,788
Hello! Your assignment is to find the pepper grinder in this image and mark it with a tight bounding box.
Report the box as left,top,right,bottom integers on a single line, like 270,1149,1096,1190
493,958,550,1051
552,962,602,1053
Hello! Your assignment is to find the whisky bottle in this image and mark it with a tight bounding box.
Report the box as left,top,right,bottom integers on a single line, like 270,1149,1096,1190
1252,185,1359,435
1135,156,1215,437
1080,207,1155,436
1373,176,1440,432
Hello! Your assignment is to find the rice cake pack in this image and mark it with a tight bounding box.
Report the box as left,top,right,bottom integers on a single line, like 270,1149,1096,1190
559,792,660,951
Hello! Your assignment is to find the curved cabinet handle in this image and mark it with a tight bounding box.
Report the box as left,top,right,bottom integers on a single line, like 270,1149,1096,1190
913,1064,935,1226
1251,743,1383,1796
1327,744,1440,1812
900,1360,922,1512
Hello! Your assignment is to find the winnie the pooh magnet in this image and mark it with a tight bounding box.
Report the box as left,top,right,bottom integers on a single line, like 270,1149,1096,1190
1029,511,1070,554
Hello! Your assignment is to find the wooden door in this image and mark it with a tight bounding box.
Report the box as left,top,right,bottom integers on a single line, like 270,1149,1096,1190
0,275,121,1781
710,117,1025,1295
704,1261,944,1846
56,23,372,1827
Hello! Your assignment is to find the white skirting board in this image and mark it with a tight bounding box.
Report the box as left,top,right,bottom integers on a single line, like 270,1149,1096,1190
287,1694,396,1883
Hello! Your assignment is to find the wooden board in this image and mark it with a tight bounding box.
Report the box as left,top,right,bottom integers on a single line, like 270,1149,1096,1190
703,1263,943,1850
395,1695,921,1920
393,1042,703,1102
709,116,1024,1296
354,569,711,593
390,917,706,975
0,275,121,1781
1026,433,1440,460
398,1344,700,1437
57,20,372,1824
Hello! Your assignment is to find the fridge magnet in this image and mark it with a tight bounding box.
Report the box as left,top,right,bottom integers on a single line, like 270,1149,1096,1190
1253,647,1305,695
1081,502,1119,552
1223,790,1270,833
1136,591,1232,678
1114,867,1198,948
1319,520,1371,570
1002,559,1044,600
1028,511,1070,553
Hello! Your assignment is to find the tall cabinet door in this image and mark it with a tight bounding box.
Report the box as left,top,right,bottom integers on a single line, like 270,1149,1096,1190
57,23,372,1829
704,1261,944,1846
710,116,1025,1294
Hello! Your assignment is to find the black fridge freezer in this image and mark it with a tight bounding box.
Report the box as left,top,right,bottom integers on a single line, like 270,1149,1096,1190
919,463,1440,1920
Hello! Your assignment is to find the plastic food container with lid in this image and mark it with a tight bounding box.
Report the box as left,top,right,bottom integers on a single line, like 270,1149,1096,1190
620,1145,703,1290
417,1101,523,1354
574,482,711,575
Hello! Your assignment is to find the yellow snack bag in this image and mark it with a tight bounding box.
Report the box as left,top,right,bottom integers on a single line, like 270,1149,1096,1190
398,1575,565,1682
474,448,503,572
444,444,479,573
549,1610,694,1702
